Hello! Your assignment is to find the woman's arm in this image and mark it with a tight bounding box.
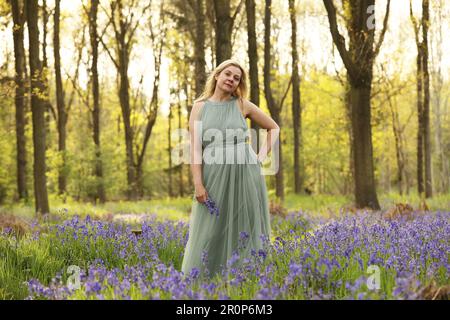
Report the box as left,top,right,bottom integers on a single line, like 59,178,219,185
189,101,208,202
242,99,280,162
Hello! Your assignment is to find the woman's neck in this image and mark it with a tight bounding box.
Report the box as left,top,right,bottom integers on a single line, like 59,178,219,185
209,91,234,102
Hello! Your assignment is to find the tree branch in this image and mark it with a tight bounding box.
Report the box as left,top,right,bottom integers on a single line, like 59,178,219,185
66,71,92,112
65,24,86,121
278,75,292,112
374,0,391,58
409,0,420,45
127,1,153,49
322,0,357,78
98,19,120,71
231,0,244,25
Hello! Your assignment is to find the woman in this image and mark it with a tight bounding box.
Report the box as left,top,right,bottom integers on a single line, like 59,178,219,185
181,59,279,280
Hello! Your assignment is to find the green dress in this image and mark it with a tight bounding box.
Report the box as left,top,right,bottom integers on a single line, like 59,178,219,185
181,96,272,279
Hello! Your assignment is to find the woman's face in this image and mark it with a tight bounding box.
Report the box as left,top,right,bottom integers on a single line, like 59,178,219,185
215,66,242,94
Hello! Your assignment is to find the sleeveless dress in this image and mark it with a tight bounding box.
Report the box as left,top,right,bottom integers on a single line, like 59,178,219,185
181,96,272,279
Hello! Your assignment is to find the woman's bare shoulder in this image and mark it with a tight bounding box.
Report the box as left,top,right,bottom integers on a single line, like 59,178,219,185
192,99,206,110
240,98,258,117
190,100,207,121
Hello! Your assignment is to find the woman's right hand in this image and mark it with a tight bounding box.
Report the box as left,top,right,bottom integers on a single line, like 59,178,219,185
195,184,208,203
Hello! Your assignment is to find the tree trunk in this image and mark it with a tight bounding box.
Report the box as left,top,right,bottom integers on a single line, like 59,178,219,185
264,0,284,200
168,104,173,197
11,0,28,200
344,81,355,196
387,95,405,195
105,0,163,199
289,0,303,194
184,81,193,188
194,0,206,98
245,0,261,153
89,0,105,203
206,1,216,67
416,44,425,195
349,84,380,209
178,98,184,197
41,0,53,144
213,0,232,64
411,0,432,198
27,0,50,215
118,58,138,199
53,0,67,195
431,0,449,193
323,0,389,209
134,3,165,197
421,0,432,198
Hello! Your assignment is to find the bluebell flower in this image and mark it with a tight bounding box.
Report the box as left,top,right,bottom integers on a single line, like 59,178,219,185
204,197,219,217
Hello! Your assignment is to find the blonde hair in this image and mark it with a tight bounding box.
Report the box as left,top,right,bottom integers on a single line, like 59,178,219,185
195,59,248,103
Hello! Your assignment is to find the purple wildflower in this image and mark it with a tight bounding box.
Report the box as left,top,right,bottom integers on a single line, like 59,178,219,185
204,197,219,217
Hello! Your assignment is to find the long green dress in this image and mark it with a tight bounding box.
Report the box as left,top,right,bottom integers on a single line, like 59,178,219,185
181,96,272,279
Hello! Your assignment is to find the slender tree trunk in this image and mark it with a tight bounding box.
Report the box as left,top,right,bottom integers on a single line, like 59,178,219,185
416,45,425,195
27,0,50,215
264,0,284,200
105,0,163,199
168,104,173,197
206,1,216,67
194,0,206,98
54,0,67,195
289,0,303,194
245,0,260,153
105,1,137,199
11,0,28,200
118,57,138,199
431,0,448,193
273,113,284,199
421,0,432,198
387,94,405,195
184,81,193,189
213,0,232,64
41,0,53,143
89,0,105,203
134,7,165,197
135,165,143,198
178,98,184,197
344,81,355,196
411,0,432,198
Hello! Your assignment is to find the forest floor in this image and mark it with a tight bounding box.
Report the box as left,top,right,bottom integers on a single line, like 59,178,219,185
1,192,449,300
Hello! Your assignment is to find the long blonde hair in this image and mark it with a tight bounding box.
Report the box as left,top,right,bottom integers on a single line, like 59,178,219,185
195,59,248,103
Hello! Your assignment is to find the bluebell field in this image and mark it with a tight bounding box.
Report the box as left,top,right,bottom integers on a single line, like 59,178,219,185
0,209,449,300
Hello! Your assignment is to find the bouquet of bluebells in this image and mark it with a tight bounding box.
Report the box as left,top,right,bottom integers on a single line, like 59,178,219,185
204,196,219,217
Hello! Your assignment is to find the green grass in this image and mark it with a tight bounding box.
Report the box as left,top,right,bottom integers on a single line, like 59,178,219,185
283,193,352,213
0,234,66,299
0,194,194,222
2,192,448,224
378,191,450,211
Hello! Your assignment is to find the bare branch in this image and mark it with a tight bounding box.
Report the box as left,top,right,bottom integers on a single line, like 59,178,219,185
231,0,244,25
374,0,391,58
331,46,346,88
98,37,119,70
127,1,153,48
66,71,91,112
65,24,86,122
279,75,292,111
409,0,420,45
322,0,357,78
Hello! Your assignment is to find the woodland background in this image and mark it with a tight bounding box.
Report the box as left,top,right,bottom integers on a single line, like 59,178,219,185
0,0,449,215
